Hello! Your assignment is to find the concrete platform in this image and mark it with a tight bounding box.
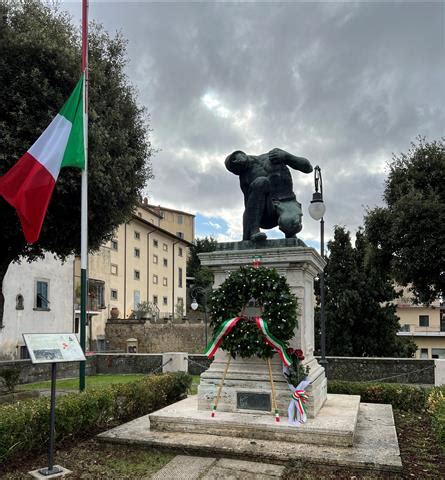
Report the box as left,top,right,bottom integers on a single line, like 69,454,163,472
98,397,402,474
150,394,360,447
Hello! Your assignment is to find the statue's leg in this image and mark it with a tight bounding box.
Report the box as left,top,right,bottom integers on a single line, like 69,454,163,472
276,200,303,238
245,177,270,241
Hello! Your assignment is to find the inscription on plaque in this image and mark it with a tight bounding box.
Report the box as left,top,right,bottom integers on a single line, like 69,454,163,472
237,392,271,412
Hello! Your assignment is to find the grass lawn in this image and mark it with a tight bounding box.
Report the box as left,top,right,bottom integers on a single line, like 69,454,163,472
17,374,147,391
1,439,173,479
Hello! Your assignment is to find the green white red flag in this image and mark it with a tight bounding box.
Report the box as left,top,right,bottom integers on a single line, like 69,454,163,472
0,75,85,244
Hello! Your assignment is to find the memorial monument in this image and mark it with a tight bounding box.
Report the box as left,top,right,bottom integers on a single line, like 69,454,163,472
100,148,402,473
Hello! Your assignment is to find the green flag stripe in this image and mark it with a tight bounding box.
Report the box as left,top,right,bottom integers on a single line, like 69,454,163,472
60,75,85,169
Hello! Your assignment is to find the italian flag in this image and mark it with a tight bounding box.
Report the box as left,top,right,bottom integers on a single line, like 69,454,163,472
0,75,85,244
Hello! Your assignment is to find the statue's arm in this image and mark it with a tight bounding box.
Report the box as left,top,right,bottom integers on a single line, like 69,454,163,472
269,148,313,173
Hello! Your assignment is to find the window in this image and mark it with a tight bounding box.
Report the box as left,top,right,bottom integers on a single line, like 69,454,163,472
134,290,140,310
420,348,429,359
163,296,168,306
399,324,410,332
74,317,79,334
89,279,105,309
153,274,158,285
178,247,183,257
20,345,30,359
153,254,158,264
163,277,168,286
153,239,158,248
419,315,429,327
177,214,183,224
176,232,184,239
178,267,183,288
111,239,118,250
163,258,168,267
160,211,165,219
16,294,24,310
163,243,168,251
134,270,140,280
111,289,118,300
134,231,140,240
111,264,118,275
35,280,49,310
153,295,158,305
134,248,140,258
432,348,445,359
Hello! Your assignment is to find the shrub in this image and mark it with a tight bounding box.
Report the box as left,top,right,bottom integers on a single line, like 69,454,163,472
0,368,21,393
427,387,445,450
328,380,430,411
0,372,191,464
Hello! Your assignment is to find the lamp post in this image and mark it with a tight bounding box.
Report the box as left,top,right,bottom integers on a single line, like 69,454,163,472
308,165,328,368
190,286,210,346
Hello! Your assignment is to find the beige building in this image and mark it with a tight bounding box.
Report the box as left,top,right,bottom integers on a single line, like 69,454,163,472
395,288,445,359
74,204,194,351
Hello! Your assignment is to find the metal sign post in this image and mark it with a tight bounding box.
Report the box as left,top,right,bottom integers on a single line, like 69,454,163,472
23,333,86,477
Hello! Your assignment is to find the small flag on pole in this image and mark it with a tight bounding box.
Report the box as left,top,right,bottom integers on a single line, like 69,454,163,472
0,76,85,244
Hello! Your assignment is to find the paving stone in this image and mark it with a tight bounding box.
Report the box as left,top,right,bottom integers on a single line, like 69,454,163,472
200,466,279,480
149,455,216,480
215,458,284,476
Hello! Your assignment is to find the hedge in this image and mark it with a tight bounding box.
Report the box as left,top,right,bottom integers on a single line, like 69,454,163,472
327,380,430,411
329,380,445,450
0,372,191,464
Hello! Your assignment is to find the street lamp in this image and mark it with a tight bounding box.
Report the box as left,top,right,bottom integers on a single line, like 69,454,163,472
190,287,210,346
309,165,327,368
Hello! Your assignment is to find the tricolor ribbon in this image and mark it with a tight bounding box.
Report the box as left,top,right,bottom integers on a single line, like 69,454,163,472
204,317,241,358
255,317,292,367
204,316,292,368
287,379,311,425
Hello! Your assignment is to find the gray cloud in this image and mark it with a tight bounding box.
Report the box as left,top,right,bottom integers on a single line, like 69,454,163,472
64,1,445,243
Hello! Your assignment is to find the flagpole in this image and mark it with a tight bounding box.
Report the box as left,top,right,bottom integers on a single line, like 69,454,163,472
79,0,89,392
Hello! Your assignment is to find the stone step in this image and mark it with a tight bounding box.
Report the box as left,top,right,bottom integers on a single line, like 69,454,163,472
97,401,402,474
149,394,360,447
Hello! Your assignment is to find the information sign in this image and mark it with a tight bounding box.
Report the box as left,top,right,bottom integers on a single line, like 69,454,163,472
23,333,86,364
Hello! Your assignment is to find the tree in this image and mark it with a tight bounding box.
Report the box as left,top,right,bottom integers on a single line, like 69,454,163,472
365,137,445,304
322,226,416,357
0,3,153,324
187,236,217,306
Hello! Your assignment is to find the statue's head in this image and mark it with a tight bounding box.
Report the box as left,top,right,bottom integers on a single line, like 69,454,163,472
225,150,249,175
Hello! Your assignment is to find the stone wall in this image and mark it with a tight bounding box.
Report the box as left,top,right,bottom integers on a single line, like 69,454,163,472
0,354,440,386
95,353,162,375
322,356,435,384
105,319,207,354
0,357,96,385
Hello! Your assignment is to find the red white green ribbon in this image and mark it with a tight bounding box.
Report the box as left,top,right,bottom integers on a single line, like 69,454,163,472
292,389,309,421
204,317,241,358
255,317,292,367
204,316,292,368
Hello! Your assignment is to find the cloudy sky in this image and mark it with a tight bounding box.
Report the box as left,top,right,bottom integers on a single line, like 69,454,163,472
64,1,444,249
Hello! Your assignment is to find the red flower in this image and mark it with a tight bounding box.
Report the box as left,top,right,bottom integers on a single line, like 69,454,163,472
295,349,304,360
286,347,294,356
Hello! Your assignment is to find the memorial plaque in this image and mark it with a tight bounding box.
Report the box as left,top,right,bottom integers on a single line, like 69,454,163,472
237,391,271,412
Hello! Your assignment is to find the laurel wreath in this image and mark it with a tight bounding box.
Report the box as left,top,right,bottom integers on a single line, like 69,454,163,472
208,265,298,359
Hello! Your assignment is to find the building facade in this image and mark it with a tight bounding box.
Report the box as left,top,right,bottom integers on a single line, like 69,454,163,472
74,204,194,351
1,253,74,360
396,289,445,359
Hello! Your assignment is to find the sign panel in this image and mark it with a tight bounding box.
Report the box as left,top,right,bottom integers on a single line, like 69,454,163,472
23,333,86,364
237,391,271,412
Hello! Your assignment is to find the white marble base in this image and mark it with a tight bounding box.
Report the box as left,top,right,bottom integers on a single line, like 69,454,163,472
198,350,326,418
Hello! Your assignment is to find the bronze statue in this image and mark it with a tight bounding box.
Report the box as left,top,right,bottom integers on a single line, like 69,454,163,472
225,148,313,241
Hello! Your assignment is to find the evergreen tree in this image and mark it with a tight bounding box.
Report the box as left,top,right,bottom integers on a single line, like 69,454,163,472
323,226,416,357
365,137,445,304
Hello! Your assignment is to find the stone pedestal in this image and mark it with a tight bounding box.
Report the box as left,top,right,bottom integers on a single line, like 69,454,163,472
198,240,327,418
